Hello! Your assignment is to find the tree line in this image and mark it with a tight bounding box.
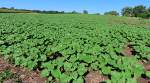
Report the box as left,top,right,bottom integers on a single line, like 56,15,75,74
104,5,150,19
0,7,65,14
0,7,89,14
0,5,150,19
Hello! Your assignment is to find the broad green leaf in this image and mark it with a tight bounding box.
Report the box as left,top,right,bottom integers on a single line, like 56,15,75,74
70,71,78,80
51,69,61,79
41,62,54,71
78,54,95,63
0,40,4,45
73,76,84,83
40,69,50,77
101,66,111,75
60,73,72,83
126,78,137,83
77,64,87,76
146,71,150,78
64,62,72,71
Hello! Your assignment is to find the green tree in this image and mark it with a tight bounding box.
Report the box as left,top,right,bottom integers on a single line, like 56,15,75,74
10,7,15,10
147,7,150,18
83,10,88,14
95,13,100,15
121,7,133,17
72,10,78,14
104,11,119,16
147,7,150,13
133,5,146,17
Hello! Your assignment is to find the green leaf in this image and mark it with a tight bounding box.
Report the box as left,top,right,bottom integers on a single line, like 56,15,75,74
126,78,137,83
27,60,36,69
56,57,65,68
111,71,122,83
40,69,50,77
68,55,77,62
51,69,61,79
123,70,131,78
39,54,47,61
101,66,111,75
41,62,54,71
0,40,4,45
78,54,94,63
15,57,21,65
106,80,111,83
70,71,78,80
60,73,72,83
77,64,87,76
48,76,53,81
133,64,144,77
73,76,84,83
91,62,99,70
64,62,72,71
146,71,150,78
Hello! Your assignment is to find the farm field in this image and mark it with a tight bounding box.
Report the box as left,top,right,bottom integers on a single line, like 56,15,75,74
0,13,150,83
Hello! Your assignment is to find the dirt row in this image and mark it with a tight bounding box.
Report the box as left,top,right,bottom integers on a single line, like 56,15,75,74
0,58,47,83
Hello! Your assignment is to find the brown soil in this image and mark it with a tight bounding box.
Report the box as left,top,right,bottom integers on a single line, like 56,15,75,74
85,71,108,83
0,58,47,83
137,78,150,83
138,59,150,83
3,79,18,83
139,59,150,71
143,62,150,71
122,44,133,56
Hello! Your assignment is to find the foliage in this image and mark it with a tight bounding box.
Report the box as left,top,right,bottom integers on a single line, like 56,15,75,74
104,11,119,16
122,5,150,19
133,5,146,17
83,10,88,14
146,71,150,78
0,70,21,83
0,14,150,83
71,10,79,14
121,7,133,17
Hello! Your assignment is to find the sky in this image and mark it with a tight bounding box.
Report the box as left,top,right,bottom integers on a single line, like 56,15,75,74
0,0,149,14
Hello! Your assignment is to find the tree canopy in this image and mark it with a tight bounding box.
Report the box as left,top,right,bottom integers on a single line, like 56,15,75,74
83,10,88,14
104,11,119,16
122,5,150,19
121,7,133,17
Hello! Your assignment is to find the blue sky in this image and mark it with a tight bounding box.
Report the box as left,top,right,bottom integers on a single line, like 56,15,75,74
0,0,149,14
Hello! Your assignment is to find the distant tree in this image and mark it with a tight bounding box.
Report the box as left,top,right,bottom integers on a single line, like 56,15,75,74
146,13,150,19
32,10,41,13
104,11,119,16
61,11,65,14
147,7,150,18
121,7,133,17
133,5,146,17
83,10,88,14
1,7,8,9
72,10,78,14
10,7,15,10
95,13,100,15
147,7,150,13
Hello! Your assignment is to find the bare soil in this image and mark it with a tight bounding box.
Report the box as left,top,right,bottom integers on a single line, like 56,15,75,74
85,71,108,83
137,78,150,83
0,58,47,83
122,44,133,56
